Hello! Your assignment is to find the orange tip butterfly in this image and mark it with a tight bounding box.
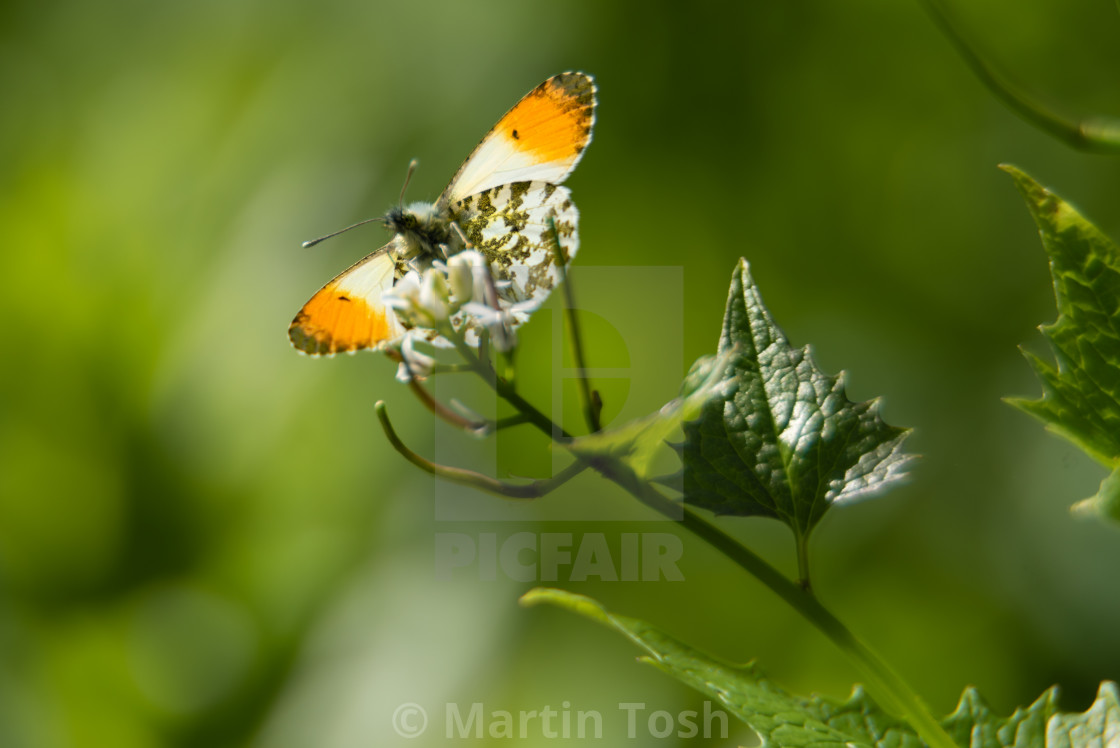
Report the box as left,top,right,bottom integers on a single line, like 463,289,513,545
289,72,597,356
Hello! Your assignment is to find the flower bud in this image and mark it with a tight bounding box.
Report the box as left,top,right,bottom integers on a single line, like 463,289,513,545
448,250,488,306
419,268,451,322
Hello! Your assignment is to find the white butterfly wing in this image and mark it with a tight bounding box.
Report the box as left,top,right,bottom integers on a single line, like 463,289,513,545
440,72,596,207
289,238,408,355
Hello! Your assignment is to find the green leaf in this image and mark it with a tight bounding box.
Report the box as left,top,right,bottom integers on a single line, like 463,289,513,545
1003,165,1120,525
941,682,1120,748
681,259,913,541
521,587,915,747
563,348,734,479
523,587,1120,748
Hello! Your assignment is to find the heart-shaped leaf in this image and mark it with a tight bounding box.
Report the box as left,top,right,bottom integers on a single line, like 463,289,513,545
681,259,914,545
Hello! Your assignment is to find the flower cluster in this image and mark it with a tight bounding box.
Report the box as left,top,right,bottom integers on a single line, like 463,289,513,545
384,250,535,382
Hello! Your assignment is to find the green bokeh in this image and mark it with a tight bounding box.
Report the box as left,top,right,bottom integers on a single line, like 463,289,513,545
4,1,1120,746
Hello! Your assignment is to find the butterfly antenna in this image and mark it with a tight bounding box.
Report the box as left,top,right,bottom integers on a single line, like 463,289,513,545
301,216,386,249
399,158,419,208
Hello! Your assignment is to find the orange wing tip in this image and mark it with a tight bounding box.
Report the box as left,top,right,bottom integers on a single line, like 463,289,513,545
288,318,358,356
288,287,399,356
498,72,596,162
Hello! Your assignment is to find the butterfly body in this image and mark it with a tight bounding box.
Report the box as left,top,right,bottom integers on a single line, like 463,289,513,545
290,72,596,356
383,201,459,262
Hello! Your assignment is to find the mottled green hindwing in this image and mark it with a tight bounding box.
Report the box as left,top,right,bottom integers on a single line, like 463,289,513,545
450,180,578,315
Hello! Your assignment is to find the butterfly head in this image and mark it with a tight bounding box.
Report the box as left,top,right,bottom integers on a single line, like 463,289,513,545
384,201,455,258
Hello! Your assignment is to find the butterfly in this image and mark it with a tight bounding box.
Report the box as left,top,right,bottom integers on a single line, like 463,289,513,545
289,71,597,356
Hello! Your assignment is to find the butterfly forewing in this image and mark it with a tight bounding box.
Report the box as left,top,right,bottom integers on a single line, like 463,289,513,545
440,72,596,206
288,240,407,355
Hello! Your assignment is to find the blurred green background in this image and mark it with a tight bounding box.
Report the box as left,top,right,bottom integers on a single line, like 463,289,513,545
4,0,1120,745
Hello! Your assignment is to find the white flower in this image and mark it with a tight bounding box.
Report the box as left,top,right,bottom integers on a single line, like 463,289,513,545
381,250,537,354
382,271,423,326
461,299,537,353
447,250,489,306
395,332,435,382
382,269,452,327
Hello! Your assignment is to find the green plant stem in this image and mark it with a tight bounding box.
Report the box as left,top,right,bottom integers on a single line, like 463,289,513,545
432,362,474,374
489,388,956,747
795,530,812,592
549,218,601,433
408,379,488,434
493,413,531,430
376,400,586,498
618,476,957,748
920,0,1120,153
435,325,955,746
449,332,573,440
678,508,955,748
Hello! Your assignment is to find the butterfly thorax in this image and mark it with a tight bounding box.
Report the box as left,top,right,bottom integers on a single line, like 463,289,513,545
384,201,456,260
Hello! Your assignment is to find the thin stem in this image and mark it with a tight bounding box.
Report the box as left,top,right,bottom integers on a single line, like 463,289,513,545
620,477,957,748
426,308,952,744
497,348,517,389
685,505,954,747
795,530,812,592
482,383,955,747
376,401,586,498
432,362,474,374
408,379,489,434
548,218,602,432
493,413,532,430
449,330,573,440
500,388,573,441
450,333,497,387
920,0,1120,153
478,327,491,368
